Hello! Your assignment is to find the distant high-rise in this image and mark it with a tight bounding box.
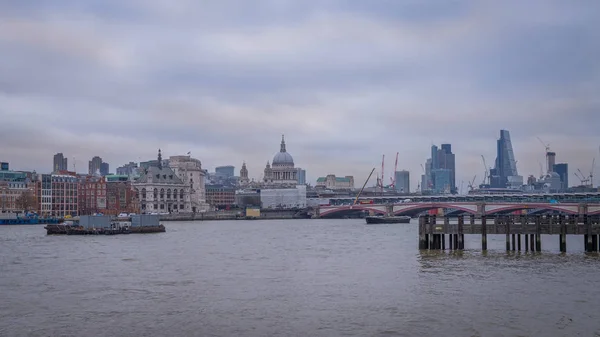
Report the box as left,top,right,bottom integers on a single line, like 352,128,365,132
394,171,410,193
116,162,138,176
215,165,235,178
53,153,68,172
553,163,568,191
100,162,109,176
491,130,523,188
422,144,456,194
89,156,103,175
297,168,306,185
547,152,556,173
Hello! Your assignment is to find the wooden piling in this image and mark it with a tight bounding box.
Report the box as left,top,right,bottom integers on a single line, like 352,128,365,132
458,216,465,250
560,215,566,253
592,235,598,252
517,234,521,251
525,234,529,251
419,216,427,249
535,215,542,252
505,216,510,251
530,233,535,252
481,216,487,251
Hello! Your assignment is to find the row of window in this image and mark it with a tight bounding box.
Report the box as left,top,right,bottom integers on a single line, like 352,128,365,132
140,188,185,200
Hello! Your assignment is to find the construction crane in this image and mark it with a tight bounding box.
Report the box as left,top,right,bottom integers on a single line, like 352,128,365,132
353,168,375,206
467,175,477,191
480,155,489,186
590,157,596,188
577,169,590,186
381,155,385,195
574,171,588,186
390,152,399,188
537,136,551,173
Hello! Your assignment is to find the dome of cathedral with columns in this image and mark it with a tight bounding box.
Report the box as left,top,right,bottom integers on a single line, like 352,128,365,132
263,135,299,186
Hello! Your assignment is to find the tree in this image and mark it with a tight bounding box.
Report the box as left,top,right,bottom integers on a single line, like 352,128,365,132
15,190,37,212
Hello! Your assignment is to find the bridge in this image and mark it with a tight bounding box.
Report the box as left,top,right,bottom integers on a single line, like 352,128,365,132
317,202,600,218
319,192,600,206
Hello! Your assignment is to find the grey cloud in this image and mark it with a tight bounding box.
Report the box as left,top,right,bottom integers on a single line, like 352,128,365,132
0,1,599,189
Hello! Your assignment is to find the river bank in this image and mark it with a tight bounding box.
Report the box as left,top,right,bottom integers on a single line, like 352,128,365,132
159,209,312,221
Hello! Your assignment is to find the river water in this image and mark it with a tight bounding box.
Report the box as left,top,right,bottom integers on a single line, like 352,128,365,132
1,219,599,337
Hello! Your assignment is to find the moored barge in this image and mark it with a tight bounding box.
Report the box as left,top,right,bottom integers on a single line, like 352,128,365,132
44,214,165,235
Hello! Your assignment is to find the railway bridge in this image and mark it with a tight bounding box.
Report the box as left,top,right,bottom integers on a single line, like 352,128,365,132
316,202,600,218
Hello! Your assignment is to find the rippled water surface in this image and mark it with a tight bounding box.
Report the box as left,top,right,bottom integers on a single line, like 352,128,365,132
1,219,599,336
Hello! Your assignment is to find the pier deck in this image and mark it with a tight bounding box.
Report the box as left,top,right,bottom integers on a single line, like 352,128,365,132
419,215,600,253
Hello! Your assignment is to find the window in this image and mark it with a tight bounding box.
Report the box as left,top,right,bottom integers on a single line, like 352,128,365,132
167,189,171,199
153,188,158,199
160,188,164,199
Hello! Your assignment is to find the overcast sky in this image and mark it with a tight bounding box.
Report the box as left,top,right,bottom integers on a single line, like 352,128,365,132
1,0,599,190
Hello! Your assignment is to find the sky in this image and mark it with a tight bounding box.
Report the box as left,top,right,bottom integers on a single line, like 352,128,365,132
1,0,599,190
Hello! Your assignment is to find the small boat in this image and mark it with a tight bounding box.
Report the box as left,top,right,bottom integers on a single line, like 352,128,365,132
365,216,411,224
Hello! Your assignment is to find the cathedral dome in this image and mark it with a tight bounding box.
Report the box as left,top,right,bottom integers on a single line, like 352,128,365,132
273,152,294,166
272,135,294,166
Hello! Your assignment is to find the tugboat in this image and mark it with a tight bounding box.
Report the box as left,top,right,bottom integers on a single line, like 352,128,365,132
365,215,411,224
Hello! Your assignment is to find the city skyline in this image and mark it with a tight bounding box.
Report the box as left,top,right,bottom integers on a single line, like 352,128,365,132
1,1,598,190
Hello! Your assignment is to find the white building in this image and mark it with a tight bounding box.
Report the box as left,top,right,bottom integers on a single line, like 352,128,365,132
169,155,210,213
263,135,299,186
316,175,354,190
134,150,191,213
260,185,307,209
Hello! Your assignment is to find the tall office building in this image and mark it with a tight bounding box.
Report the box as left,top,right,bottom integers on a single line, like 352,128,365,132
553,163,568,191
53,153,68,172
394,170,410,193
215,166,235,178
89,156,110,176
297,168,306,185
116,162,138,176
490,130,523,188
100,162,109,176
422,144,456,194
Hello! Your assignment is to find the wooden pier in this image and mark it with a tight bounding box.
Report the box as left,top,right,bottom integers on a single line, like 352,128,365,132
419,214,600,253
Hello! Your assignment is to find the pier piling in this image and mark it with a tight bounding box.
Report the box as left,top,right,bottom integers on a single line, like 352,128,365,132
481,216,488,251
419,214,600,253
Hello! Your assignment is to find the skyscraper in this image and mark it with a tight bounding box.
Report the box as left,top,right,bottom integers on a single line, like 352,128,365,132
215,166,235,178
394,170,410,193
89,156,102,175
297,168,306,185
491,130,523,188
422,144,456,194
100,162,109,176
53,153,68,172
553,163,568,191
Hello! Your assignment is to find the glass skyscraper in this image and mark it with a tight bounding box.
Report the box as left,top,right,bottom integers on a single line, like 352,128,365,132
491,130,523,188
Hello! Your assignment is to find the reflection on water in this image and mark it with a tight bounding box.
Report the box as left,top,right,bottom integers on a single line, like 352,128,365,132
0,219,599,337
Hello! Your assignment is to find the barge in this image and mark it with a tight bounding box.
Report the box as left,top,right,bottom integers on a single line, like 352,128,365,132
45,215,165,235
365,215,411,224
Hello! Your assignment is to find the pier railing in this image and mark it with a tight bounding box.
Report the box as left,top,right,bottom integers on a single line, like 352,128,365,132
419,214,600,253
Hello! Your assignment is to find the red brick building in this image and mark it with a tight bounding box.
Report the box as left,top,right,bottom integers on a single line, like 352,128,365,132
77,175,107,215
104,176,140,215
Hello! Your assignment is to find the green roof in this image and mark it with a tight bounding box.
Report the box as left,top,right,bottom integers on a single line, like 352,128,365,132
317,177,351,183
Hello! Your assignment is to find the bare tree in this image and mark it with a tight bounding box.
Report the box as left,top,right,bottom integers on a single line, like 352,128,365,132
15,190,37,212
